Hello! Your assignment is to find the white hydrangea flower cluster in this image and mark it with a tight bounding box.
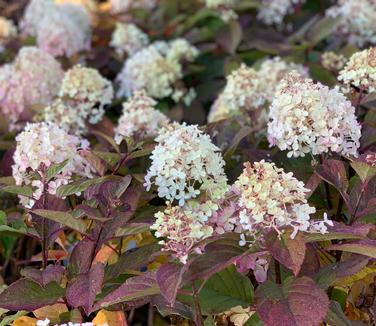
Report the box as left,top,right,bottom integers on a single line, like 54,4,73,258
147,123,229,262
258,0,305,26
151,203,214,263
0,17,17,51
116,39,198,103
233,160,333,239
37,319,107,326
205,0,238,21
114,90,169,144
145,122,228,207
21,0,91,57
258,57,308,102
0,46,63,130
321,51,347,72
268,71,361,158
43,65,114,135
326,0,376,47
338,47,376,93
110,22,149,57
110,0,158,13
208,58,307,123
12,122,94,208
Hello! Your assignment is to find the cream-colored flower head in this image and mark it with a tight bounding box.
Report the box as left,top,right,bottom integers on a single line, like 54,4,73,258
21,0,91,57
0,46,63,130
268,71,361,158
208,58,306,123
234,160,332,239
151,203,214,263
0,17,17,45
110,0,158,13
258,0,305,26
326,0,376,47
58,65,113,125
144,122,228,206
321,51,347,72
110,23,149,57
114,90,169,143
258,57,308,102
204,0,238,20
116,39,198,103
12,122,93,208
338,47,376,93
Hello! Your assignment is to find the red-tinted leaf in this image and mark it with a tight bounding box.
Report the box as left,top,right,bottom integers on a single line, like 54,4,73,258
22,265,65,287
92,272,159,313
256,276,329,326
328,240,376,259
105,243,160,281
68,237,96,278
79,150,107,176
66,263,104,315
315,159,349,203
0,279,64,311
215,20,242,54
184,234,249,283
266,232,306,276
157,263,185,306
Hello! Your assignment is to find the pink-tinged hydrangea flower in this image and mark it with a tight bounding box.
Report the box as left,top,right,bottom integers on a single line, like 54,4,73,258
110,0,158,13
151,203,214,263
110,22,149,57
208,58,306,123
258,57,308,102
235,252,269,282
44,65,114,134
233,160,333,240
144,122,228,207
268,71,361,158
258,0,305,26
0,46,63,130
0,17,17,51
326,0,376,47
321,52,347,72
116,39,198,103
12,122,94,208
338,47,376,93
208,64,267,123
21,0,91,57
114,90,169,144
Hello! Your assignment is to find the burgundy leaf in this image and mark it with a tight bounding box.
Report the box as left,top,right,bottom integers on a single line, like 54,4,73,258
91,272,159,313
68,237,96,278
315,159,349,203
256,276,329,326
156,263,185,306
184,234,249,283
266,232,306,276
66,263,104,315
0,279,64,311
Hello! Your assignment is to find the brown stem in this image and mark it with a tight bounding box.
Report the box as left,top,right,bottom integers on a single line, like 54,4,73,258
147,303,154,326
112,154,129,175
41,173,48,270
192,283,204,326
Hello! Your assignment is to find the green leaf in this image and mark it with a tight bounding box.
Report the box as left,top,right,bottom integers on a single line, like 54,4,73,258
306,16,341,46
1,185,33,197
350,161,376,184
46,160,69,181
94,151,121,166
191,266,253,314
0,279,64,311
91,130,120,153
56,175,122,197
31,209,87,234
